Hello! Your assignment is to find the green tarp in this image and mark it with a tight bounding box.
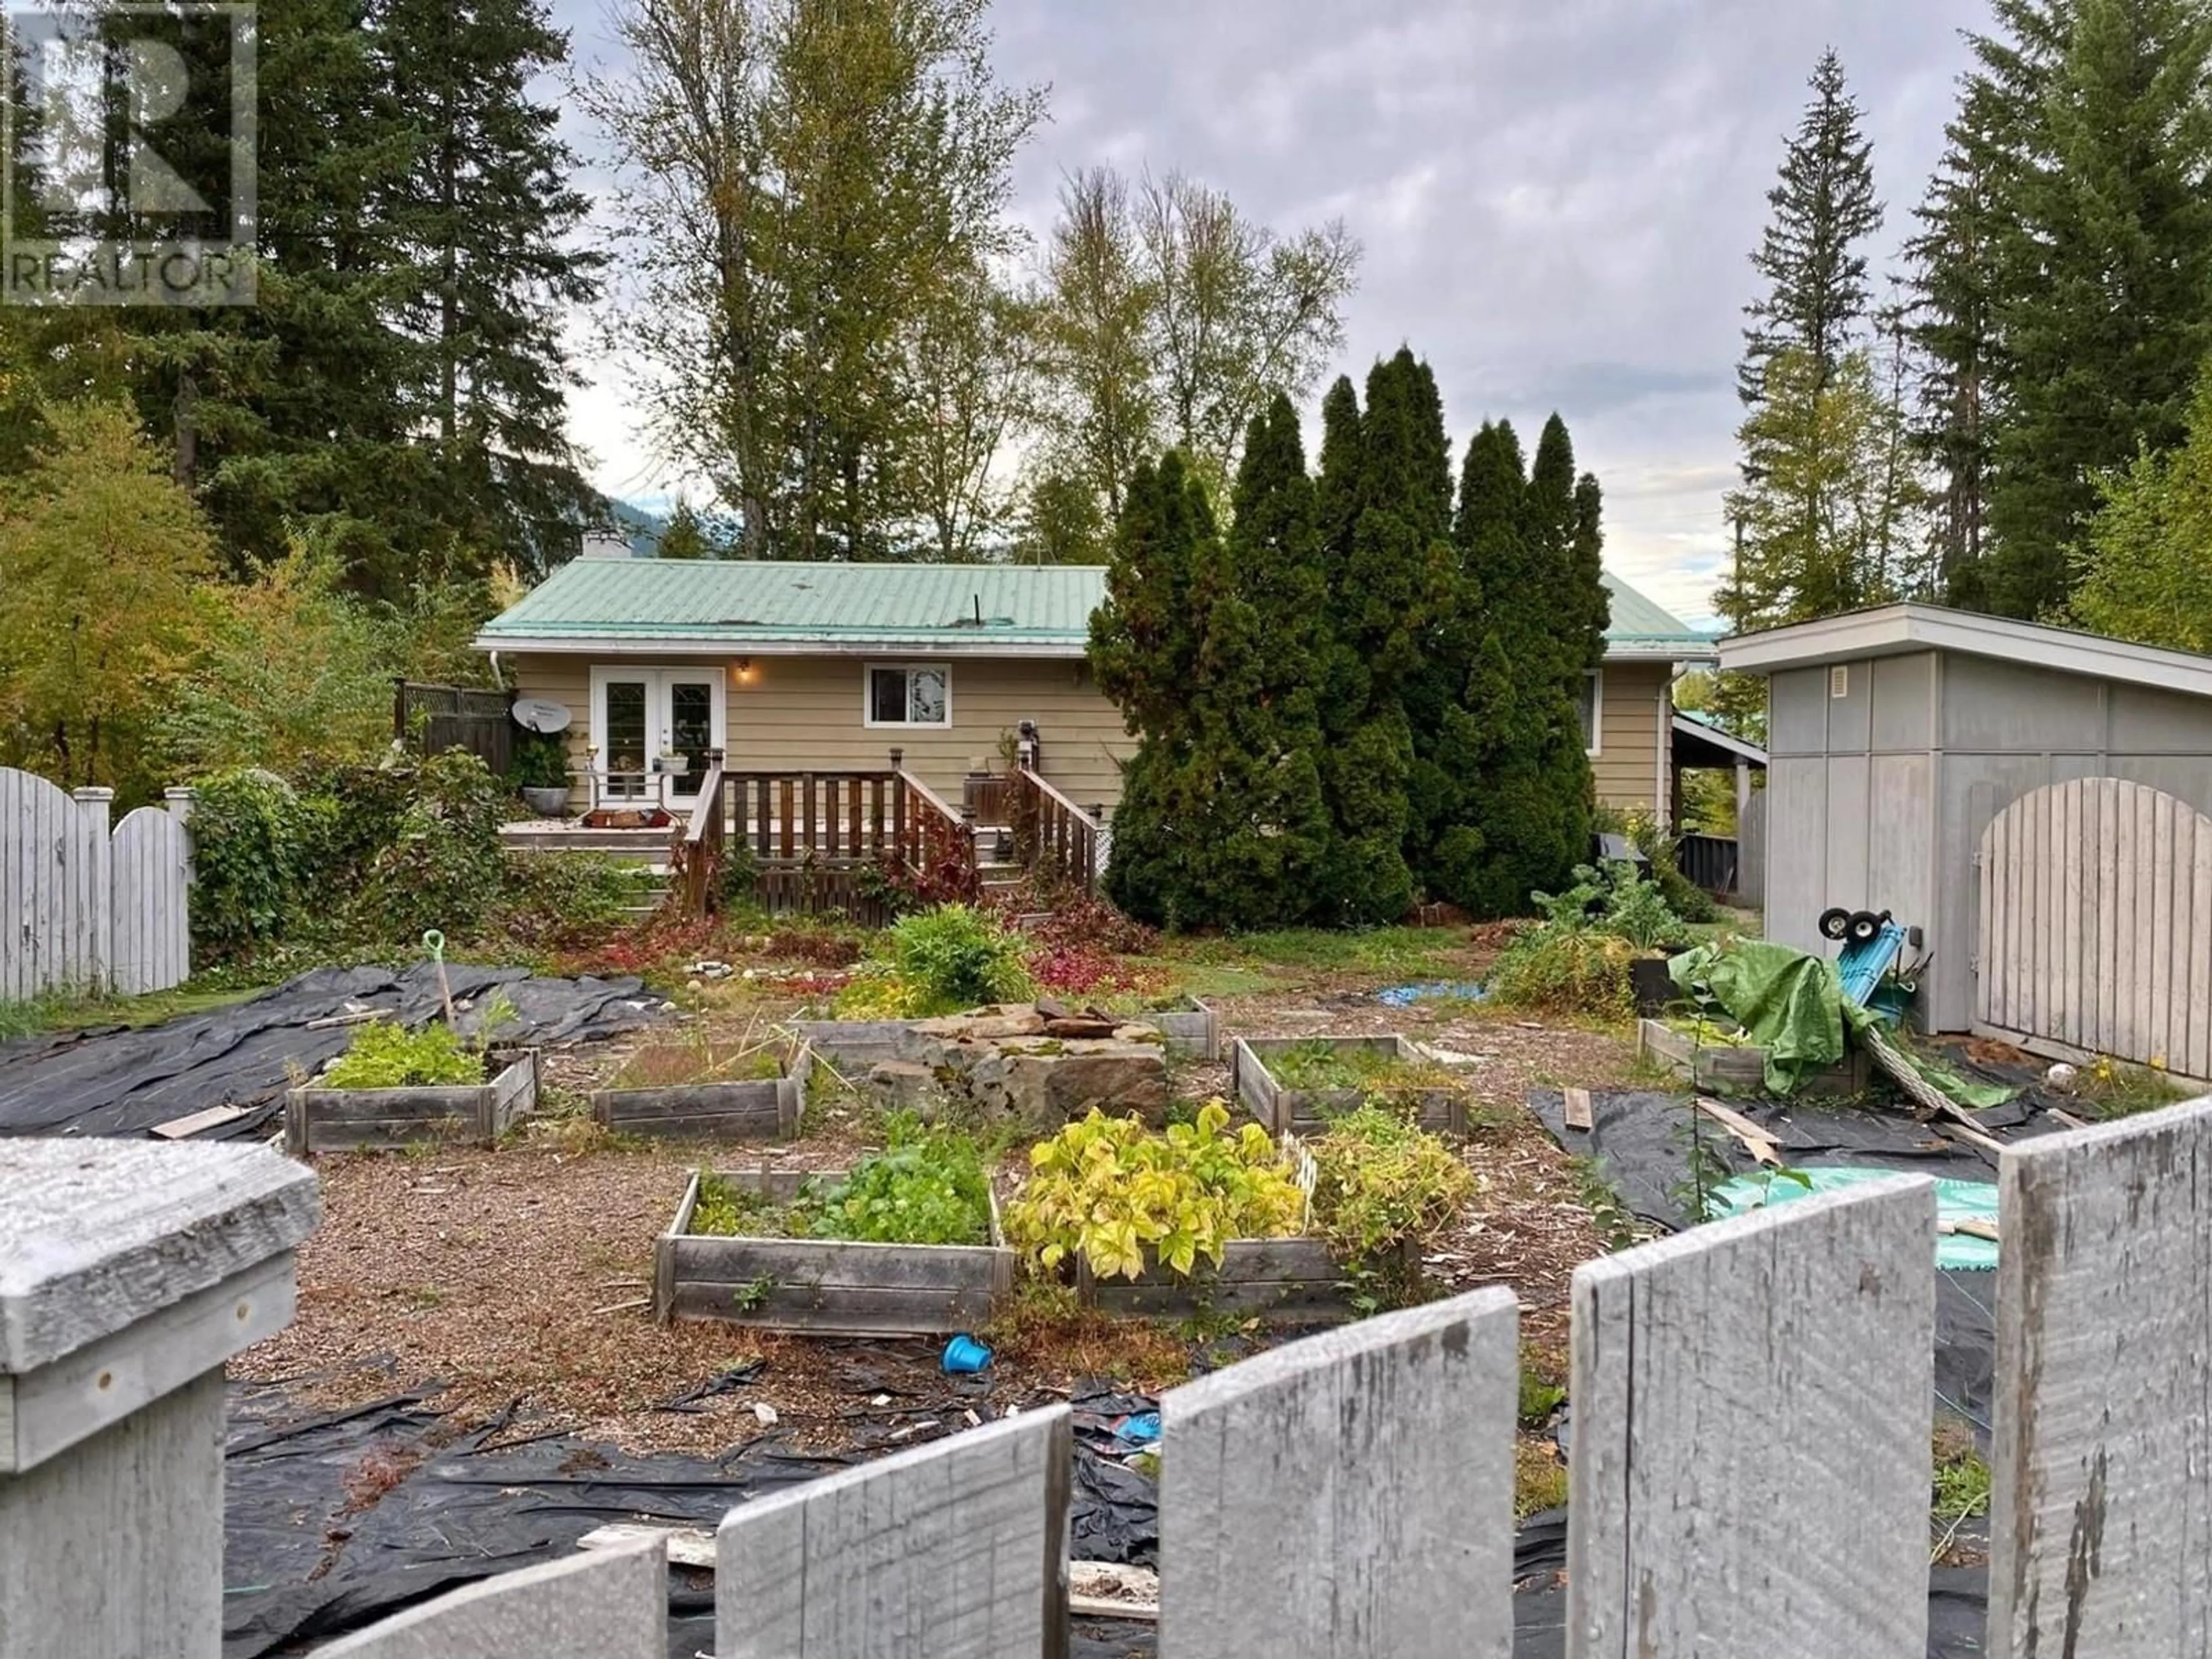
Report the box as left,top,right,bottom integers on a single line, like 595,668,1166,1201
1668,938,2011,1107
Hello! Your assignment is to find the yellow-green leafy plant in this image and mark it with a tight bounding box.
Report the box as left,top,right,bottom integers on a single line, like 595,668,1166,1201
1004,1101,1305,1281
1308,1105,1477,1311
321,1019,482,1088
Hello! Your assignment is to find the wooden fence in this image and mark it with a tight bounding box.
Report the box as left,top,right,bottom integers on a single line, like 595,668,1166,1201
1,769,193,1001
1976,777,2212,1079
394,679,514,774
9,1097,2209,1657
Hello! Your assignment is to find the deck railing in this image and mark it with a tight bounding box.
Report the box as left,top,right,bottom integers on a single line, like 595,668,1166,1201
10,1097,2207,1656
1013,766,1103,895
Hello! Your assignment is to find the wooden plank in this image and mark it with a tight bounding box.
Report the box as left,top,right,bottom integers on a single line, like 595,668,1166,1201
716,1406,1070,1659
1567,1173,1936,1659
1161,1287,1518,1659
1988,1096,2212,1658
1562,1086,1594,1131
669,1234,1008,1290
2098,779,2120,1057
1085,1278,1354,1322
2153,791,2176,1067
149,1104,251,1141
1694,1096,1782,1165
2058,780,2081,1048
316,1534,666,1658
2192,815,2212,1080
1976,794,1994,1027
667,1282,999,1334
578,1522,717,1570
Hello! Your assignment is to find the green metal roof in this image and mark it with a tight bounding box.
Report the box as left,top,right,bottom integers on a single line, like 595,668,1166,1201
477,556,1715,658
477,559,1107,650
1601,571,1716,654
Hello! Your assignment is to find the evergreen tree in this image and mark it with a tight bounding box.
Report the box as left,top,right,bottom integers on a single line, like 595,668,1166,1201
1976,0,2212,617
2070,360,2212,653
377,0,603,578
657,501,722,559
1739,48,1884,406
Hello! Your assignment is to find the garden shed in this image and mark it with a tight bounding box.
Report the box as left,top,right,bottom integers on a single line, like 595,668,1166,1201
1720,604,2212,1077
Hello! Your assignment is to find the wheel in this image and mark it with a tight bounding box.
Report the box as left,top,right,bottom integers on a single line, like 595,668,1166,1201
1846,910,1884,945
1818,907,1852,941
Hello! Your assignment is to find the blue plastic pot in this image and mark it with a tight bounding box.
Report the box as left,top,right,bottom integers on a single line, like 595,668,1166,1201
942,1334,993,1374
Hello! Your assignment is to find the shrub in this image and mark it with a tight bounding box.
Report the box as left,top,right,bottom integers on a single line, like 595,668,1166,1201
363,750,507,938
509,732,570,791
1003,1101,1306,1281
1594,805,1720,923
190,769,306,954
803,1114,993,1245
495,853,655,949
320,1018,483,1088
1309,1106,1477,1310
1486,927,1634,1020
884,904,1035,1012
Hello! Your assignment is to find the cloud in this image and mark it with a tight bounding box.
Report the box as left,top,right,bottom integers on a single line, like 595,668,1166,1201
552,0,1984,615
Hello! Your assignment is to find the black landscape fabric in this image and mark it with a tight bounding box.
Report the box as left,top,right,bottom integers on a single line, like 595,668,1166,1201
0,964,666,1138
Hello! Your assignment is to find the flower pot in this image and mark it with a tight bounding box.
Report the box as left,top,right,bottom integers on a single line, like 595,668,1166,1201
658,755,690,777
521,786,570,819
1630,955,1679,1016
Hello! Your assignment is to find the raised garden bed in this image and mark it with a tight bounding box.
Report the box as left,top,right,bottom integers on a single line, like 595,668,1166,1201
1635,1018,1872,1097
654,1168,1013,1335
590,1040,816,1141
1231,1036,1472,1135
285,1050,538,1154
1075,1235,1355,1323
1143,995,1218,1060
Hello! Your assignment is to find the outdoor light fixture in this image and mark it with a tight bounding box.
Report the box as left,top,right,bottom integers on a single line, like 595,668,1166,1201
734,657,754,683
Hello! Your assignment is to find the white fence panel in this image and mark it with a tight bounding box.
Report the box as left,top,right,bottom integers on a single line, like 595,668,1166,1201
0,769,191,1002
1568,1173,1937,1658
314,1535,668,1659
1161,1287,1518,1658
109,806,192,996
1978,777,2212,1077
1988,1096,2212,1656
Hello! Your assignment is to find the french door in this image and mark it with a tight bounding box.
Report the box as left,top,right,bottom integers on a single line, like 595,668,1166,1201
589,666,726,809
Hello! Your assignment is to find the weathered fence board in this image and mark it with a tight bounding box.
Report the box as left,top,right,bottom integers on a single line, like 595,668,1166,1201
1978,777,2212,1078
1160,1287,1518,1659
1567,1173,1938,1659
716,1407,1071,1659
0,771,192,1002
1987,1097,2212,1657
108,806,191,997
315,1533,667,1658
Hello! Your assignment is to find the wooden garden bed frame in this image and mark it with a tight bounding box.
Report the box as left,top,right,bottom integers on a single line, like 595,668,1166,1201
590,1041,816,1141
1231,1035,1471,1135
654,1167,1014,1336
284,1050,539,1154
1635,1018,1872,1097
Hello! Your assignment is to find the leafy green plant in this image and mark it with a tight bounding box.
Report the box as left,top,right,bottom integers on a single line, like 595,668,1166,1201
1307,1105,1476,1310
803,1114,993,1245
1267,1041,1463,1095
495,852,656,948
1599,862,1681,952
1487,927,1634,1020
690,1174,785,1237
320,1018,484,1088
364,750,508,938
1004,1101,1305,1281
887,903,1036,1011
508,732,571,791
1592,805,1719,923
1569,1156,1643,1251
189,769,306,954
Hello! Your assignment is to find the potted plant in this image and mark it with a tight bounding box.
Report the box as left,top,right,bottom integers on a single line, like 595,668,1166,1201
657,747,690,777
510,733,572,818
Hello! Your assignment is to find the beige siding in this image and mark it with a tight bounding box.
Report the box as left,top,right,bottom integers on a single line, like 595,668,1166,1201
1591,662,1669,814
503,653,1135,817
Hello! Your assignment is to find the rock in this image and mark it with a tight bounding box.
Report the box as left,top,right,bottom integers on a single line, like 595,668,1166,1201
1112,1024,1167,1045
1043,1017,1118,1040
911,1007,1048,1041
868,1060,938,1115
914,1033,1171,1134
1035,996,1073,1022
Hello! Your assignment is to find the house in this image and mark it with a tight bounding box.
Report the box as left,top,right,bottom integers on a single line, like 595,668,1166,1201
1721,602,2212,1078
474,559,1717,823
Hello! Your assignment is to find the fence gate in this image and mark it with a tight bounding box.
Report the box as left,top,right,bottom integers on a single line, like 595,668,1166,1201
109,807,192,995
1976,776,2212,1077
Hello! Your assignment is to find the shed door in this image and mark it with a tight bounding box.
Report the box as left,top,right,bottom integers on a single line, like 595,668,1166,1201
1976,777,2212,1077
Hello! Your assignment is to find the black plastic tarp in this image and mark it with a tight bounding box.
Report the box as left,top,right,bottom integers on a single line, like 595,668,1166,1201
0,965,666,1139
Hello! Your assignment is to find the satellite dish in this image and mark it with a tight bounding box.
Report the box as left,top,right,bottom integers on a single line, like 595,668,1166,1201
511,698,573,734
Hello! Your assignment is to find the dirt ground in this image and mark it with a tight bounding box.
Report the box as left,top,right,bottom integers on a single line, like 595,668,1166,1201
238,929,1635,1461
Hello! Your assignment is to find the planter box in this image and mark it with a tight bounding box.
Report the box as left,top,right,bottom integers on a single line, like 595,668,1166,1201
285,1050,539,1154
1075,1236,1356,1324
655,1167,1013,1336
1231,1036,1470,1135
789,1018,923,1074
590,1043,815,1141
1635,1018,1872,1098
1146,996,1218,1061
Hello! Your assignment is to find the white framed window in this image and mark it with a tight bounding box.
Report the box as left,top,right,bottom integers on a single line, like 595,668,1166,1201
863,662,952,728
1578,669,1603,756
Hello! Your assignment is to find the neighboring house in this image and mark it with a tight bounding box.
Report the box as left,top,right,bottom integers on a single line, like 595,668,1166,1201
1721,603,2212,1078
475,560,1714,821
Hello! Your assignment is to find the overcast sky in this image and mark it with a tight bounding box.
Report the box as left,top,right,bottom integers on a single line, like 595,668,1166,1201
552,0,1985,624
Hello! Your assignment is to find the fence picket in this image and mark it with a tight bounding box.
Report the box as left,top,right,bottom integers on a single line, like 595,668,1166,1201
317,1532,668,1658
0,770,192,1002
1987,1096,2212,1657
1567,1175,1937,1659
1159,1286,1518,1659
715,1406,1071,1659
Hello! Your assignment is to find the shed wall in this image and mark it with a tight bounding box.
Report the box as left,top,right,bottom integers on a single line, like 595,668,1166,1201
1766,647,2212,1033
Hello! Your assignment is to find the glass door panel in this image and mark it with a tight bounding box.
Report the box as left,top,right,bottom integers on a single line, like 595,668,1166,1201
603,679,650,800
662,679,716,804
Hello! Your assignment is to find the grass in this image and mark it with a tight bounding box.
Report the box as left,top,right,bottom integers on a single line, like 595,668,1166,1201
605,1039,786,1091
2074,1054,2196,1120
1514,1435,1570,1518
0,979,264,1041
1264,1038,1465,1094
1154,925,1471,984
1930,1417,1991,1562
983,1279,1192,1387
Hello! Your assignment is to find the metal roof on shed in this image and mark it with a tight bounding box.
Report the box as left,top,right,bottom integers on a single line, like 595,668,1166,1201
476,557,1714,659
